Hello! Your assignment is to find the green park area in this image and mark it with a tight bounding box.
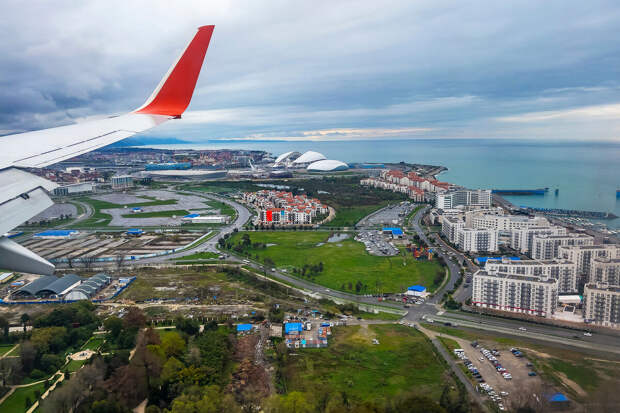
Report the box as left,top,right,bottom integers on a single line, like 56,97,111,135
227,231,444,294
276,324,460,408
323,202,392,228
1,382,46,413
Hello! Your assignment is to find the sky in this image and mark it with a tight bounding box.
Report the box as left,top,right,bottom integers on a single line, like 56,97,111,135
1,1,620,142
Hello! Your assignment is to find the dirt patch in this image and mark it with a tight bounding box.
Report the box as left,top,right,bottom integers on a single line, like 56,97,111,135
556,371,587,397
350,323,377,344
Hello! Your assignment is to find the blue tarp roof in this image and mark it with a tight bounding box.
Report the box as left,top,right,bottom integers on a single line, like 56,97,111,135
184,213,200,218
383,227,403,235
126,229,143,234
285,322,303,333
476,256,521,263
35,230,77,237
236,324,252,332
548,393,569,402
408,285,427,292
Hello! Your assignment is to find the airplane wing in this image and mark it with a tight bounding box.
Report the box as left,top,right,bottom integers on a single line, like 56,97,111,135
0,25,214,275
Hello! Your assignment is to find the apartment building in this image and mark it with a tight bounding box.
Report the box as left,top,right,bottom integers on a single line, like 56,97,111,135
510,226,567,255
531,233,595,260
590,258,620,287
583,283,620,328
468,213,549,231
485,258,578,293
435,189,492,210
472,270,558,318
456,228,499,253
557,244,620,278
441,216,465,243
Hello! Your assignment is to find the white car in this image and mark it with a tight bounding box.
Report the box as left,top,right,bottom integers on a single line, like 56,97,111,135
584,332,592,336
518,327,527,331
500,391,509,396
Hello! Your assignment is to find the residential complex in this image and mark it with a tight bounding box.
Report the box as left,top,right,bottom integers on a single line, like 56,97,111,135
360,169,454,202
456,228,499,253
590,258,620,287
485,258,578,293
472,270,558,318
435,189,491,210
468,213,549,231
557,244,620,279
510,226,567,255
243,190,328,226
531,233,595,260
583,283,620,328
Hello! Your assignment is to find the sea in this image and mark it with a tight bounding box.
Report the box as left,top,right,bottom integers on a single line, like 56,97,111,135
147,139,620,229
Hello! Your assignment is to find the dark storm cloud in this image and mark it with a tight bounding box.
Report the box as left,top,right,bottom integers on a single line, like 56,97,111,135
1,0,620,140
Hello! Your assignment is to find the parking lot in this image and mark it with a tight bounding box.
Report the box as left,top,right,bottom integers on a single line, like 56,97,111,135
451,336,543,411
357,202,415,227
355,230,400,256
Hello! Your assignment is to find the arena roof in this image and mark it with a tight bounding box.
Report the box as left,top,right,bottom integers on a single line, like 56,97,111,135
307,159,348,171
15,274,82,297
14,276,58,296
273,151,301,166
293,151,326,164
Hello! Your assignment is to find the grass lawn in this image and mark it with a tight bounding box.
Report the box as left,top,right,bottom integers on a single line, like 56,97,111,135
323,203,391,228
357,311,403,321
121,209,190,218
405,204,427,226
280,324,452,405
65,359,85,373
74,197,178,227
1,382,46,413
177,251,220,260
438,336,461,357
0,344,16,356
229,231,444,294
81,337,104,351
206,200,236,219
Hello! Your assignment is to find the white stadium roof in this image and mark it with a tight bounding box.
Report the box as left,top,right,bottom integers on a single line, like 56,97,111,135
273,151,301,166
293,151,327,164
307,159,349,171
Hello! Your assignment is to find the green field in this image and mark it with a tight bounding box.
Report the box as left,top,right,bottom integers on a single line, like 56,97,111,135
405,204,427,226
121,209,190,218
229,231,444,294
323,202,391,228
0,344,16,356
81,337,104,351
0,382,46,413
65,359,85,373
177,251,220,260
279,324,452,405
438,336,460,357
206,199,237,219
74,197,178,227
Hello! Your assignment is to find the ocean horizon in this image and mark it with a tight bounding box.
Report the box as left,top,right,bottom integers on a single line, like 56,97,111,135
144,138,620,229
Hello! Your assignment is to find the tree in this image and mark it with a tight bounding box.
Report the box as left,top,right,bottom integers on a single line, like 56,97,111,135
20,313,30,332
104,317,124,340
161,332,185,358
123,307,146,330
20,341,37,373
0,316,8,341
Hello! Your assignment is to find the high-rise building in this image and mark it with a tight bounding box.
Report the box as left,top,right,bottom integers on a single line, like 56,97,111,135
441,216,465,243
456,228,498,252
472,270,558,318
484,258,577,293
510,226,567,255
590,258,620,287
435,189,491,210
583,283,620,328
531,233,595,260
468,213,549,231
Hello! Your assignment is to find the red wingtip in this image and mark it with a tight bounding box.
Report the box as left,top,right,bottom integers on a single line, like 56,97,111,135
135,25,214,117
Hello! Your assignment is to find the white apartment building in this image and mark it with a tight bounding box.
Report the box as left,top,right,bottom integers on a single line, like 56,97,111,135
435,189,491,210
472,270,558,318
456,228,498,252
590,258,620,287
531,233,595,260
510,226,567,255
583,283,620,328
557,244,620,278
441,216,465,243
469,213,549,231
464,207,504,227
485,258,578,293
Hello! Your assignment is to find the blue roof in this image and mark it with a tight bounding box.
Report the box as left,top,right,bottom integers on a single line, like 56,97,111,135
236,324,252,332
184,213,200,218
35,230,77,237
383,227,403,235
132,207,142,210
126,228,143,234
408,285,426,292
548,393,569,402
285,322,303,333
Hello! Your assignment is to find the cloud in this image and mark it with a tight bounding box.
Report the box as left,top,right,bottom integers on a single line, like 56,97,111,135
1,1,620,142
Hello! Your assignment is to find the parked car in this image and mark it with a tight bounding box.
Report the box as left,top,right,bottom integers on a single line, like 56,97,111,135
528,372,537,376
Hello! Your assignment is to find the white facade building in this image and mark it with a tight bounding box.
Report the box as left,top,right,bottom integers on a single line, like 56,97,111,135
590,258,620,287
531,233,595,260
111,175,133,189
557,244,620,278
484,258,578,293
435,189,491,210
510,226,567,255
53,182,95,196
469,213,549,231
472,270,558,318
583,283,620,328
456,228,498,252
441,217,465,243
